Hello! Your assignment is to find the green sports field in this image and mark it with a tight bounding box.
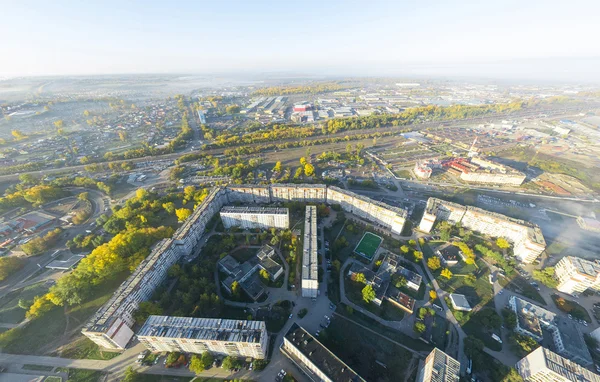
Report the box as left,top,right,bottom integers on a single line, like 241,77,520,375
353,232,383,260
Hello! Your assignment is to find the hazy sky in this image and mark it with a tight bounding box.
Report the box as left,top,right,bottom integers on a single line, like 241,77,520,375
1,0,599,79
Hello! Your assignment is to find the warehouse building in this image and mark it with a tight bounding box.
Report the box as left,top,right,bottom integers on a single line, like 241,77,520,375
516,347,600,382
417,348,460,382
281,324,366,382
555,256,600,295
302,206,318,298
138,316,268,359
220,206,289,230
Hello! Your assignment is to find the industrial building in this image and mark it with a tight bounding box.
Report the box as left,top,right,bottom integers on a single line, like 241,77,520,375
555,256,600,295
220,206,289,230
509,296,593,368
419,198,546,263
444,157,526,186
416,348,460,382
137,316,268,359
219,245,283,301
302,206,318,298
516,347,600,382
281,323,366,382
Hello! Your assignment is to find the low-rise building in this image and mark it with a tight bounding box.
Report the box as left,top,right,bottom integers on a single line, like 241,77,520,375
555,256,600,295
220,206,289,230
435,243,460,267
516,347,600,382
449,293,472,312
281,323,366,382
416,348,460,382
302,206,318,298
138,316,268,359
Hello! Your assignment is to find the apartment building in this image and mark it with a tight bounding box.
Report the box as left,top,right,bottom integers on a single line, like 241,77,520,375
138,316,268,359
555,256,600,295
419,198,546,263
271,184,327,203
516,347,600,382
281,324,366,382
227,185,271,204
220,206,289,230
302,206,318,298
416,348,460,382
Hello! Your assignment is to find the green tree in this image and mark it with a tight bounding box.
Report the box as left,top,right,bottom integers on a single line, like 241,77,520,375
400,245,410,254
414,322,426,333
362,284,376,303
133,301,164,325
413,250,423,262
189,355,205,374
78,192,89,201
162,202,176,214
427,256,441,271
226,105,240,114
122,367,141,382
502,308,517,330
166,352,180,366
222,356,238,371
532,267,558,288
354,273,367,284
201,351,214,369
464,336,484,358
393,275,407,289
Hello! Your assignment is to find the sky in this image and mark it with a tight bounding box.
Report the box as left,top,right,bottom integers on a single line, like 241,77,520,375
1,0,600,81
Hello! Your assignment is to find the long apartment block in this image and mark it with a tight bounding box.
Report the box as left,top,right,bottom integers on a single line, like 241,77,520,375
301,206,318,298
418,198,546,263
516,347,600,382
220,206,289,230
138,316,268,359
417,348,460,382
83,184,408,350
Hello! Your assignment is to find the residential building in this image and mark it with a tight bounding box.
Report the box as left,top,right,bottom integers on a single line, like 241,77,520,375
555,256,600,295
509,296,555,342
416,348,460,382
516,347,600,382
281,323,366,382
302,206,318,298
576,217,600,233
219,245,283,301
138,316,268,359
419,198,546,263
435,243,461,267
220,206,289,230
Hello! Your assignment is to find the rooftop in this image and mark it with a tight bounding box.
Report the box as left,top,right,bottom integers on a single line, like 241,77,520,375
284,324,366,382
553,317,593,365
138,316,266,343
449,293,472,311
564,256,600,278
524,347,600,381
302,206,318,282
221,206,288,215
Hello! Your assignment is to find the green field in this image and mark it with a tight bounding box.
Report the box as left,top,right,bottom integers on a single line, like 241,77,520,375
353,232,382,260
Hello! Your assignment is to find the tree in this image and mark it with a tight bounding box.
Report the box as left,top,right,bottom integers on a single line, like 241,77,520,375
222,356,238,371
413,250,423,262
496,237,510,249
362,284,376,303
408,239,416,247
78,192,89,201
11,130,27,141
133,301,164,324
502,308,517,330
418,237,425,246
300,157,307,166
122,367,141,382
226,105,240,114
0,257,25,281
231,281,240,297
166,352,180,366
464,336,484,358
259,268,270,282
441,268,453,279
393,275,407,289
294,167,303,179
429,290,437,301
162,202,176,214
354,273,367,284
273,161,282,173
414,322,426,334
176,208,192,222
400,245,410,254
532,267,558,288
189,355,205,374
427,256,441,271
201,351,214,369
304,163,315,177
53,120,64,130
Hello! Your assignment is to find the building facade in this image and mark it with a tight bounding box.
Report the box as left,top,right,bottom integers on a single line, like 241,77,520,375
138,316,268,359
418,198,546,263
302,206,318,298
281,324,366,382
220,206,289,230
516,347,600,382
555,256,600,295
417,348,460,382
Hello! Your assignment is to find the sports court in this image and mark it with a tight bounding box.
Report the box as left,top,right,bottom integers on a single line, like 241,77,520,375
353,232,383,260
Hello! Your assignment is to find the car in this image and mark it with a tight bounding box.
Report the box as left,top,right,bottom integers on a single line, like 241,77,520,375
568,314,573,320
498,290,503,295
289,314,293,319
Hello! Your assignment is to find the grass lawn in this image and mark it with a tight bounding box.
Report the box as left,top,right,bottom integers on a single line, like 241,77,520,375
0,282,50,324
60,337,121,360
434,260,494,308
66,369,104,382
22,364,54,371
320,316,416,381
551,294,592,322
353,232,383,260
44,377,62,382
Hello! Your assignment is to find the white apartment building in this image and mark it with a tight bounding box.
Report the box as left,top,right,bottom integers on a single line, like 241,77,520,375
419,198,546,264
138,316,268,359
416,348,460,382
270,184,327,203
516,347,600,382
555,256,600,295
220,206,289,230
281,324,366,382
302,206,318,298
227,185,270,204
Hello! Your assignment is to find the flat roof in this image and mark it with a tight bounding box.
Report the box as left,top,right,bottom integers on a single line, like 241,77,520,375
554,317,593,364
564,256,600,278
284,324,365,382
138,316,266,344
221,206,288,215
449,293,471,310
302,206,318,282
